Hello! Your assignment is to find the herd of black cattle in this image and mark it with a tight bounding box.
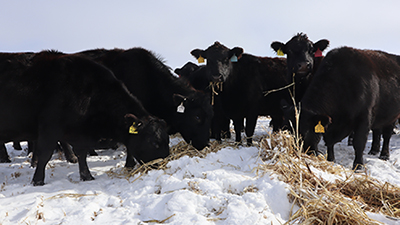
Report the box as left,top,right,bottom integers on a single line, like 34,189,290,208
1,33,400,185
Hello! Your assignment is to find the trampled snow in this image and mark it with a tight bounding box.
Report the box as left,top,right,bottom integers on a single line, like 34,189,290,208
1,117,400,224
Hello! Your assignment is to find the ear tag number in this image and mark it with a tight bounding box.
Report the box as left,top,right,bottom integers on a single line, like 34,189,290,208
314,121,325,133
197,56,205,63
314,48,323,58
277,49,285,56
230,54,238,62
129,122,138,134
177,102,185,113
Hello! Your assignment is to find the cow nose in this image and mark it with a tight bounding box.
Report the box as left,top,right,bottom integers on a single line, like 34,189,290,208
297,62,311,73
212,74,223,82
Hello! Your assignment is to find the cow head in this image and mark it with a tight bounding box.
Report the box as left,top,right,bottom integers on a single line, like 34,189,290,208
271,33,329,79
280,99,331,154
173,92,213,150
191,41,243,83
124,114,170,164
174,62,199,78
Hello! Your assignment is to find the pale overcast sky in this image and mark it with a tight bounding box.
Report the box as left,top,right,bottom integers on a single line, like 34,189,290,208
1,1,399,69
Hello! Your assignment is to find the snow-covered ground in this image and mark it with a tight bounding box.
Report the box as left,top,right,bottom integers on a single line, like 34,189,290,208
1,117,400,224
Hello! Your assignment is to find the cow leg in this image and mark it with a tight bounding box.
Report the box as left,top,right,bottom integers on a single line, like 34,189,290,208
32,138,58,186
352,125,369,170
210,117,219,140
220,116,231,139
326,145,335,162
233,117,244,144
245,114,258,146
368,129,381,155
29,141,38,167
270,114,283,132
379,124,394,161
75,147,94,181
210,116,221,142
0,142,11,163
13,141,22,150
125,151,137,168
58,142,78,163
347,132,354,146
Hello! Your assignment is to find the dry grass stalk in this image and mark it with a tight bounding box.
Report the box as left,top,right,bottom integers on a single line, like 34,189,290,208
257,130,400,224
143,213,176,223
45,193,99,200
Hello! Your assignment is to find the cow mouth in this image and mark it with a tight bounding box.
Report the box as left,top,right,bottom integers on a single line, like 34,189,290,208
211,77,223,83
295,70,311,77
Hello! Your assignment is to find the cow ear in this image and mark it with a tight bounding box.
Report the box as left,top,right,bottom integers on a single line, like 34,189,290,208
191,49,207,59
229,47,244,61
173,94,187,114
174,68,182,76
124,114,142,134
310,115,331,133
271,41,286,55
172,93,187,106
313,39,330,52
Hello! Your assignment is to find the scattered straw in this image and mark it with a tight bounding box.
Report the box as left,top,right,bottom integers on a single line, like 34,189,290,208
257,130,400,224
143,214,176,223
45,193,98,201
106,127,400,224
107,140,239,182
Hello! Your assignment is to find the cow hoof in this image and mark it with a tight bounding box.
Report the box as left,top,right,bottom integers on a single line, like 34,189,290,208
81,175,95,181
368,149,379,155
326,156,335,162
352,164,364,171
66,156,78,164
234,141,242,147
0,158,11,163
30,161,38,168
221,131,231,139
32,180,45,186
379,155,390,161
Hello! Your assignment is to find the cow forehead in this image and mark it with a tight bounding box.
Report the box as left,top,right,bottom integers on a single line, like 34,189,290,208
286,39,312,52
206,43,230,56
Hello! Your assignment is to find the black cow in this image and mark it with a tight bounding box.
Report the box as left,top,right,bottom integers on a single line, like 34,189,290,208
273,33,385,158
175,62,231,141
0,51,170,185
271,33,350,157
0,53,88,164
287,47,400,170
190,42,290,146
174,62,209,91
271,33,329,103
78,48,213,150
174,62,199,78
0,53,35,162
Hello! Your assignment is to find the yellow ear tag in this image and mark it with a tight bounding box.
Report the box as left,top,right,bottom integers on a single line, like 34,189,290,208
314,121,325,133
277,49,284,56
197,55,205,63
129,122,138,134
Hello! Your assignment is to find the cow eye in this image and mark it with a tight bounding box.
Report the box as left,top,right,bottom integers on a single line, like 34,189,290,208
195,115,201,123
